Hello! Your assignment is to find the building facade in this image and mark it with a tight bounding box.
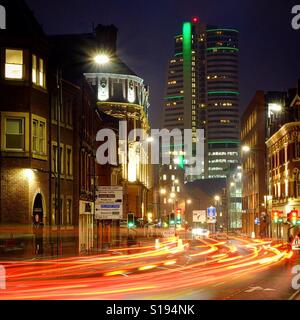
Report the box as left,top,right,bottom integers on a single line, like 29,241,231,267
226,165,243,231
266,120,300,241
241,91,267,237
162,18,240,182
0,0,117,257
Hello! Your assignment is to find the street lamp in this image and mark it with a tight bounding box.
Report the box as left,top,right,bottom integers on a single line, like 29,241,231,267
241,145,251,153
214,195,220,202
160,188,166,195
187,199,192,205
94,54,110,65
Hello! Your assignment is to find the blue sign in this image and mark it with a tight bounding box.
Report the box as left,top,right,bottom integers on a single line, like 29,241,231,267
207,207,216,218
101,204,120,209
254,218,260,225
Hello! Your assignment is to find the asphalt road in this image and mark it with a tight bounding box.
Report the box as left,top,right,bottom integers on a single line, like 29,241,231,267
0,237,299,300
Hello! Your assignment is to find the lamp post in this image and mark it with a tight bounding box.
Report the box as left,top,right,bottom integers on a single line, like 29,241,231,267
56,67,62,257
214,195,221,234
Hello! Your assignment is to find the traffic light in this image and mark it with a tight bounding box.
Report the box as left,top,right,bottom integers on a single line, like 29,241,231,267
272,211,278,223
127,213,135,228
289,210,298,225
278,211,284,223
169,213,175,225
176,209,182,224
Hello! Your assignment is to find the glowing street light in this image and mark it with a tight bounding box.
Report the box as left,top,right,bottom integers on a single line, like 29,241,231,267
268,103,282,113
94,54,110,65
187,199,192,205
241,145,251,153
214,195,220,202
170,192,176,199
160,188,166,195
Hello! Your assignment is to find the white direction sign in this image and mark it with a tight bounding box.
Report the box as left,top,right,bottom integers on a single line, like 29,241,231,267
95,186,123,220
193,210,206,223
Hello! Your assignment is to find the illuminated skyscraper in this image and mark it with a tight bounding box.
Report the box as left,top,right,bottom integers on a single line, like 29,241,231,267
162,18,240,181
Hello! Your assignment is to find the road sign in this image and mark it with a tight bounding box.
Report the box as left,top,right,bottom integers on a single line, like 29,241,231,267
95,186,123,220
193,210,206,223
207,206,216,224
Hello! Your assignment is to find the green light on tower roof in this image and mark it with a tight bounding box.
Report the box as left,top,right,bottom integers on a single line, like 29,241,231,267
183,21,192,116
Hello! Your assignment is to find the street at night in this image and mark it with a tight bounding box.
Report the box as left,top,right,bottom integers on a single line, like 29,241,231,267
1,235,299,300
1,0,300,312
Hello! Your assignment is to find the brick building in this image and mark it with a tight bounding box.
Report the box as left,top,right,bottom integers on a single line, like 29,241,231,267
241,91,267,237
0,0,51,256
266,120,300,240
0,0,114,256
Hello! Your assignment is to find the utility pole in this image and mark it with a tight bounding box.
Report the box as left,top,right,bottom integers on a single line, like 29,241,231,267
56,67,62,257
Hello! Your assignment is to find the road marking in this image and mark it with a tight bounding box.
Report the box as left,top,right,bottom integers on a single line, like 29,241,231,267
289,288,300,300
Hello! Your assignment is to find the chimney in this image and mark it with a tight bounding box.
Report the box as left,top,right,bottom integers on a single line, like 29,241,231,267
95,24,118,56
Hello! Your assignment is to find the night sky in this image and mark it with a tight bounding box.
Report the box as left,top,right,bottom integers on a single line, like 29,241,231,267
26,0,300,127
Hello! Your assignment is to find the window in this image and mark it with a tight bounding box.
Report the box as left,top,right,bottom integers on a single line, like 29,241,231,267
66,146,73,177
32,119,38,152
32,54,37,84
39,121,45,153
5,117,25,150
52,142,64,174
32,116,46,157
32,55,46,88
51,196,64,226
66,198,73,225
5,49,23,79
65,99,73,127
39,58,45,87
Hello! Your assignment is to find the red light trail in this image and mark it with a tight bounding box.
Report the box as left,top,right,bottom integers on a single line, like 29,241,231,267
0,238,292,300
